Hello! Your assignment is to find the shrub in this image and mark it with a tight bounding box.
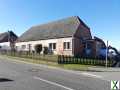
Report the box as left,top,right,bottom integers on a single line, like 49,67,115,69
34,44,42,54
43,47,48,55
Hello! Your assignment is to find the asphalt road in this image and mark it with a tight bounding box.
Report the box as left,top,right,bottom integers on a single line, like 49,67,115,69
0,57,116,90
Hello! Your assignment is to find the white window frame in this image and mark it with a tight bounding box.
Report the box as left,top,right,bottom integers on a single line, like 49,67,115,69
63,42,71,50
49,43,56,50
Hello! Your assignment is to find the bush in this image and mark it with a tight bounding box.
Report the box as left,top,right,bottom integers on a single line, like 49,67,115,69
43,47,48,55
34,44,42,54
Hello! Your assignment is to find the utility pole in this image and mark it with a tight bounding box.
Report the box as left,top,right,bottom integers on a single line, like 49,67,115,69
106,40,108,68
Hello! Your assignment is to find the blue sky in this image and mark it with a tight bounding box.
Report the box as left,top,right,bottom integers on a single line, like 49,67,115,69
0,0,120,49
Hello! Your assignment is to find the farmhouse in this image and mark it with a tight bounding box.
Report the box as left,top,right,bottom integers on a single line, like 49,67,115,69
16,16,92,56
0,31,18,51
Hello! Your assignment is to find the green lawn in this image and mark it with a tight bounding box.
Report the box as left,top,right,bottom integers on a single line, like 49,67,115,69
60,64,91,71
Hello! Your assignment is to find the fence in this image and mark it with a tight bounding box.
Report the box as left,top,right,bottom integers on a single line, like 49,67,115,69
0,51,114,67
58,55,114,67
0,51,58,63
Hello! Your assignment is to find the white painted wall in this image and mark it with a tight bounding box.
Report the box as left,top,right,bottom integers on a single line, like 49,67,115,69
0,42,11,50
16,37,73,55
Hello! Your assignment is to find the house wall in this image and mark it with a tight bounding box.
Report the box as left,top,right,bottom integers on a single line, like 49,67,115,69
87,40,106,58
85,40,97,58
95,41,105,57
74,24,92,40
72,37,84,56
72,24,92,57
16,37,73,55
91,41,97,58
0,42,11,50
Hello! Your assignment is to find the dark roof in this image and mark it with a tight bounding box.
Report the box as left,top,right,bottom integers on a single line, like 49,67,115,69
0,31,18,43
18,16,90,42
94,36,106,47
0,32,8,43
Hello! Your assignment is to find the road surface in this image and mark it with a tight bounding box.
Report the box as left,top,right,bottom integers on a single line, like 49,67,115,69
0,57,119,90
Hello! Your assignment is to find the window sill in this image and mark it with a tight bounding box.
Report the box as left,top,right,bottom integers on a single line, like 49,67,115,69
51,49,56,51
63,49,72,51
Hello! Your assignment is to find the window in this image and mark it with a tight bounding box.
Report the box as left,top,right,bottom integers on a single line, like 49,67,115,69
49,43,56,50
63,42,71,50
21,45,26,49
63,42,66,49
67,42,70,49
53,43,56,49
49,43,52,49
86,42,92,49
